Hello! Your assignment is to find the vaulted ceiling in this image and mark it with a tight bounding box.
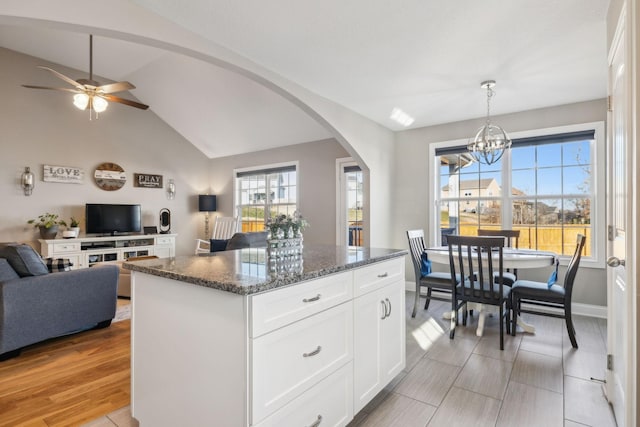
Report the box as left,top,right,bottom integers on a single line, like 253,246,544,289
0,0,609,158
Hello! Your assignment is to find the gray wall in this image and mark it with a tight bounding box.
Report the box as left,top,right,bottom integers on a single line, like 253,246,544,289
208,139,350,245
393,99,608,308
0,47,211,256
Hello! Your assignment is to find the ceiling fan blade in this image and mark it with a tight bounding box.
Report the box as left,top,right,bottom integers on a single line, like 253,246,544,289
97,81,136,94
37,66,84,89
22,85,82,94
102,94,149,110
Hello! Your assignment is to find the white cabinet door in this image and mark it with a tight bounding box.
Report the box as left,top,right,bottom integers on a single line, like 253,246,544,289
380,280,405,385
353,279,405,414
353,287,384,413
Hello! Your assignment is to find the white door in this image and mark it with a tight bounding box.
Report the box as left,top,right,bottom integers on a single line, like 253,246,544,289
606,8,631,426
336,158,364,246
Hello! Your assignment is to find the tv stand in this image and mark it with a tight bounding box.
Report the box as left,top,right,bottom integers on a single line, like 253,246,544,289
38,234,176,269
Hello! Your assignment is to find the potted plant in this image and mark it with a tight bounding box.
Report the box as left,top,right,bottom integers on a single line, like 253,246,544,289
27,213,67,239
63,217,81,238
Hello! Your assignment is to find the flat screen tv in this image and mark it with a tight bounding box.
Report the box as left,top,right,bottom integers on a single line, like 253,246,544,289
85,204,142,235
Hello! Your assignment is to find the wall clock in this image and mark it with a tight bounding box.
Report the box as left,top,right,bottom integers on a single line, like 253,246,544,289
94,162,126,191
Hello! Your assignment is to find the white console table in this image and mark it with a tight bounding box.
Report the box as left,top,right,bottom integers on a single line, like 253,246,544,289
38,234,176,270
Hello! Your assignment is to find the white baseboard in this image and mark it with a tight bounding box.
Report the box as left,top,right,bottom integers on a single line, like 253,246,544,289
405,281,607,319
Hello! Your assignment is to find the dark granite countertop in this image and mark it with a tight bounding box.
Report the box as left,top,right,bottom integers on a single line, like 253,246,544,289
122,244,407,295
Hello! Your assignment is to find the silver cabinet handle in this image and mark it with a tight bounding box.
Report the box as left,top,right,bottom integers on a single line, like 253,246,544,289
377,272,389,278
303,346,322,358
381,300,387,319
303,294,321,303
607,256,626,267
307,415,322,427
385,298,391,318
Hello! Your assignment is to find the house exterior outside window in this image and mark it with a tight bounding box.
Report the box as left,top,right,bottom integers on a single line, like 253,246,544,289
234,162,298,232
431,122,604,264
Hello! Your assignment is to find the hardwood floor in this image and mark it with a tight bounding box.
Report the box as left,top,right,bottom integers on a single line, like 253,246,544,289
0,295,617,427
0,319,131,427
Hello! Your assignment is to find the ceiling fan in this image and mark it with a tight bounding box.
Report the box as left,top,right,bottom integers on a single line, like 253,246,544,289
22,34,149,118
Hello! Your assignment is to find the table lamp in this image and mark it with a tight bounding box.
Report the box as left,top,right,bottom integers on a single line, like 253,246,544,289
198,195,217,238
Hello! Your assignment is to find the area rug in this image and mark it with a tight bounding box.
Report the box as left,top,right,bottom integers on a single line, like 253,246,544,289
113,302,131,323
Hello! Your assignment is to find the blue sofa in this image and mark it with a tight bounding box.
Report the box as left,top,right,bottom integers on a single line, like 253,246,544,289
0,244,119,360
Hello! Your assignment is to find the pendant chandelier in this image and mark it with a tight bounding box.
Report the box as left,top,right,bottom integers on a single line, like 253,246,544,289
467,80,511,165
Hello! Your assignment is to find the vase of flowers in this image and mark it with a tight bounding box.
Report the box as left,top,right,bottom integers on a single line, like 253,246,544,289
265,211,309,260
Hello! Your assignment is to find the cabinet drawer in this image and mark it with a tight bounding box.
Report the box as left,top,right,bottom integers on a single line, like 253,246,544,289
353,257,404,297
254,362,353,427
251,301,353,424
52,242,81,253
251,272,352,337
156,236,174,245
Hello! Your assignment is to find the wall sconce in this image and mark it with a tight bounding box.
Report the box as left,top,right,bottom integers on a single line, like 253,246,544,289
166,179,176,200
198,195,217,238
21,166,35,196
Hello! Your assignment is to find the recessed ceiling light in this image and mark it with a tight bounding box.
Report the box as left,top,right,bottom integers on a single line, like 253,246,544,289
390,108,415,127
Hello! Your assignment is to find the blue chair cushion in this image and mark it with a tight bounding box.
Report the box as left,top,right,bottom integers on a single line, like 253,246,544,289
420,252,432,276
457,279,511,298
512,279,565,299
209,239,229,252
547,257,560,288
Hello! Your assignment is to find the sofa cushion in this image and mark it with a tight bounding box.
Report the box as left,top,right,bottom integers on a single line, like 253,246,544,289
45,258,74,273
0,244,49,277
209,239,229,253
0,258,20,281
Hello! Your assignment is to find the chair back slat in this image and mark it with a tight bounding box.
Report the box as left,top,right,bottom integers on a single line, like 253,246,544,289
447,235,505,303
211,217,239,240
477,229,520,249
406,229,426,278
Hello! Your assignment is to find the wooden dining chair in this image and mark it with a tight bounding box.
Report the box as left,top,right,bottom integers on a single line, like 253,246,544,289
406,230,458,318
511,234,586,348
478,229,521,285
447,235,511,350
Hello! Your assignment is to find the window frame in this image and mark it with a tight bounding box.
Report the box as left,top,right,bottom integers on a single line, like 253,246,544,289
233,161,300,231
428,121,605,268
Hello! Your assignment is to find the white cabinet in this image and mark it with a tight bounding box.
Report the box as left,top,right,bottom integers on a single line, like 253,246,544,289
131,254,405,427
353,265,406,413
39,234,176,269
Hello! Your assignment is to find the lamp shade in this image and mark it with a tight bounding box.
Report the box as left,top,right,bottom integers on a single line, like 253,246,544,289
198,195,217,212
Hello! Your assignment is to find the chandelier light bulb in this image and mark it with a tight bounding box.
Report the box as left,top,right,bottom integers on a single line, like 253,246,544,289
92,96,108,113
73,93,89,110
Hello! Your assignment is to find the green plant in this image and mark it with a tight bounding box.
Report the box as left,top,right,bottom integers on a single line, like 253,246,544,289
68,217,80,227
27,213,67,229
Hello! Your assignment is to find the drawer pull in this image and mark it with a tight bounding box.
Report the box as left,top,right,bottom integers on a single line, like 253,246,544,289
385,298,392,318
381,300,387,319
307,415,323,427
303,346,322,358
302,294,321,303
377,272,389,278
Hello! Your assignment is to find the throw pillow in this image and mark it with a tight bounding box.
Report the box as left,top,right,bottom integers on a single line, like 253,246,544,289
209,239,229,252
0,244,49,277
0,258,20,281
420,251,432,276
45,258,74,273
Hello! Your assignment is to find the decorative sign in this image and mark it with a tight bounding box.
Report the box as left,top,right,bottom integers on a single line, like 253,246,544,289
134,173,163,188
43,165,85,184
94,162,126,191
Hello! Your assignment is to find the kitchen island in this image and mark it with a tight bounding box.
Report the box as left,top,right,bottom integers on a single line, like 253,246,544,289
124,244,406,427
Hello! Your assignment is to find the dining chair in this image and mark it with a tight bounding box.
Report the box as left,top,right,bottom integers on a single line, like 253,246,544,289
447,234,511,350
406,229,457,318
477,228,521,285
511,234,586,348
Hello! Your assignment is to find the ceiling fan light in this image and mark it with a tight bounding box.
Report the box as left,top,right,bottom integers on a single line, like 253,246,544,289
73,93,89,110
92,96,108,113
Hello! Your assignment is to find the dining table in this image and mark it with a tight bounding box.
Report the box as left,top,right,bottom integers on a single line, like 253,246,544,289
424,246,557,336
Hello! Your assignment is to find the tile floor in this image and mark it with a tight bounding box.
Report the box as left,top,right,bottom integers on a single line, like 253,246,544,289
83,292,617,427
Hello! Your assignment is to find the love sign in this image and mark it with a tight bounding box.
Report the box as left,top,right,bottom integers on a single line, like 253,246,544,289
43,165,85,184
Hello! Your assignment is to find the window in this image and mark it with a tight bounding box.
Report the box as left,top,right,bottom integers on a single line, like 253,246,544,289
235,162,298,232
432,123,604,263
